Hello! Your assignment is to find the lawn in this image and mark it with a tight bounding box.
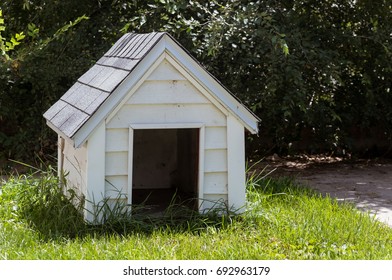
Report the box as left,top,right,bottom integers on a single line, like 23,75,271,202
0,167,391,259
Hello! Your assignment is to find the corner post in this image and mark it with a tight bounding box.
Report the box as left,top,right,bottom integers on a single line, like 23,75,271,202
227,114,246,213
85,122,106,222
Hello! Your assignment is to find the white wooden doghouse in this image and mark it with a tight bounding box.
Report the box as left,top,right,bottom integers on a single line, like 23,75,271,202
44,32,259,221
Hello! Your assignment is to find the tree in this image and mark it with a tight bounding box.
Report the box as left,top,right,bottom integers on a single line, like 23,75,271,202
0,0,391,163
0,2,89,162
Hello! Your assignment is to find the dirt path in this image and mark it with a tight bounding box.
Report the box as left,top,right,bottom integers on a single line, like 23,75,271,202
260,156,392,227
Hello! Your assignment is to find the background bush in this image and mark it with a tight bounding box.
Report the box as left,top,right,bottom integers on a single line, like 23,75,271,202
0,0,391,164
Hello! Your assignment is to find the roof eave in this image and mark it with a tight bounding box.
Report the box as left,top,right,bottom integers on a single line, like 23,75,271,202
72,34,168,148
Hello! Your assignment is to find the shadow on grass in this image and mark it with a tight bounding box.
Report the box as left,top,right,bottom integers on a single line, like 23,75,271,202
18,182,236,240
5,162,303,241
86,195,238,237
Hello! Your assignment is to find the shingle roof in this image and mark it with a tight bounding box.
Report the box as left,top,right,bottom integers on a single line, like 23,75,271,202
44,32,260,145
44,32,165,138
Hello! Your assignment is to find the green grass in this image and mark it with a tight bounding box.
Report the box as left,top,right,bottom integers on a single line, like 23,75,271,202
0,166,391,259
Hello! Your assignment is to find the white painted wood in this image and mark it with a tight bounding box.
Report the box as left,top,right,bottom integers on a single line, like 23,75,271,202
74,44,167,148
105,175,128,198
204,149,227,173
105,151,128,176
73,34,259,148
164,35,259,134
106,128,128,152
104,52,167,130
107,104,226,129
201,194,228,212
163,53,230,117
198,125,205,210
204,172,228,194
146,58,186,81
62,138,87,196
85,122,106,222
128,80,210,105
130,123,204,130
227,114,246,213
127,127,134,205
205,126,227,149
58,136,64,180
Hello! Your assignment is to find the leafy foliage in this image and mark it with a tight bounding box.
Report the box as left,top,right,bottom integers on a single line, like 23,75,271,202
0,0,391,162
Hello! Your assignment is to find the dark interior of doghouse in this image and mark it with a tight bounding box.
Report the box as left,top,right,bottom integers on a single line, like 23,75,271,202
132,128,199,214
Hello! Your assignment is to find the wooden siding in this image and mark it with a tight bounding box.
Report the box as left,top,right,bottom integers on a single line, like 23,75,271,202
105,175,128,198
62,138,87,196
128,80,210,105
146,58,187,81
204,149,227,172
105,151,128,176
203,172,228,194
105,128,129,198
202,194,228,211
106,104,226,128
106,128,128,152
205,126,227,149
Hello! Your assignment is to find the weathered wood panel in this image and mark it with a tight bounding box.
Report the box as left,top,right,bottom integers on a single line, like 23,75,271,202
105,151,128,176
127,80,210,104
204,149,227,172
132,129,177,189
107,104,226,128
205,126,227,149
106,128,128,152
146,58,187,81
203,172,228,194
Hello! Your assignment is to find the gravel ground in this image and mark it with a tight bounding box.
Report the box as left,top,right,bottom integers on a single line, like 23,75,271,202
261,156,392,227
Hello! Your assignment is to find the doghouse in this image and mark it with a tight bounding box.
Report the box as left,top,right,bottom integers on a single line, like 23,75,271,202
44,32,259,221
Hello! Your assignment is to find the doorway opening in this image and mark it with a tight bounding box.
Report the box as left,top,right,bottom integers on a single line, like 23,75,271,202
131,128,199,214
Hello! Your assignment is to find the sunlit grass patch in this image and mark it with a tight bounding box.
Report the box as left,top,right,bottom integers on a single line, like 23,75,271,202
0,165,391,259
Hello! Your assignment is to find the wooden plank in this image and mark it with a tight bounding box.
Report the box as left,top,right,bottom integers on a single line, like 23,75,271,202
201,194,228,212
106,128,128,152
204,149,227,172
164,36,259,134
63,139,87,195
127,128,134,205
105,151,128,176
63,138,87,172
107,104,226,129
198,125,205,210
205,126,227,149
203,172,228,194
85,122,106,222
105,175,128,198
127,80,210,105
73,41,167,148
146,58,186,81
227,114,246,212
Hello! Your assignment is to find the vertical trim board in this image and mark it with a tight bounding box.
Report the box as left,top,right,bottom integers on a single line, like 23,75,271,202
226,114,246,212
85,122,106,222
